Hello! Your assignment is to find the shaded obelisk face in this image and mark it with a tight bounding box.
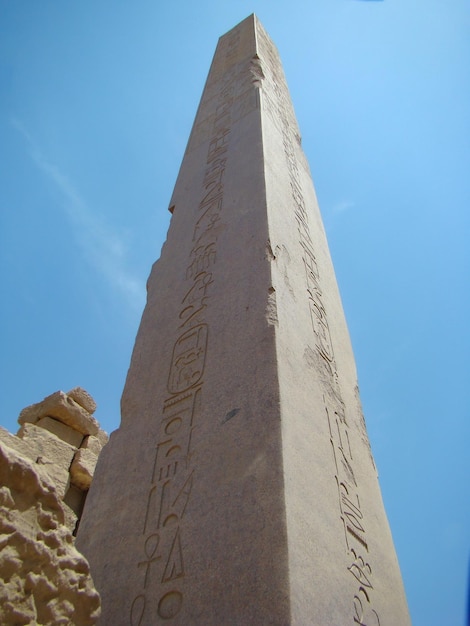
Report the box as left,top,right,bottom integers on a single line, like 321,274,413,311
77,14,410,626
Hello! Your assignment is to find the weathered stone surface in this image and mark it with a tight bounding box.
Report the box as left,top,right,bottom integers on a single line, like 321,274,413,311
35,456,70,499
64,484,87,518
1,425,71,499
77,14,410,625
67,387,97,414
0,441,100,625
37,415,84,448
16,423,75,498
19,391,99,435
0,425,31,458
80,434,102,455
96,428,109,448
70,448,98,490
18,422,76,473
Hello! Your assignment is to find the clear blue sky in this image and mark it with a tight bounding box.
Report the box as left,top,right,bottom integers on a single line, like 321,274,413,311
1,1,469,624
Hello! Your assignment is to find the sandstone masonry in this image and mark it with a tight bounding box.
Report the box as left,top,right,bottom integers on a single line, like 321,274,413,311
0,388,107,625
0,442,101,625
1,387,108,532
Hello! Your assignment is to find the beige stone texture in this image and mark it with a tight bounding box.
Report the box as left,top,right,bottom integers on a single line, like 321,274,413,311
37,415,84,448
17,423,75,498
67,386,97,414
1,425,70,501
64,484,87,518
81,434,103,455
18,422,76,473
77,14,410,625
0,425,31,458
71,448,98,490
19,390,99,435
0,441,100,625
2,390,103,533
96,428,109,448
35,457,70,499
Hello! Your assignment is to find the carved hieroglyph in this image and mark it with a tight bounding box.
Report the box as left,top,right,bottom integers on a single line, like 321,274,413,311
77,15,411,625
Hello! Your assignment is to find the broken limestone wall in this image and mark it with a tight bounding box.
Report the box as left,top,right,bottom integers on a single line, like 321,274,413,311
0,442,101,625
0,387,108,532
0,388,107,625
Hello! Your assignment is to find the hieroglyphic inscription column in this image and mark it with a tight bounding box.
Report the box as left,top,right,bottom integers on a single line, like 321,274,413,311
77,15,411,625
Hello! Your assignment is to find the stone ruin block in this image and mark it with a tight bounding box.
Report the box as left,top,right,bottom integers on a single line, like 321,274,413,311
18,391,99,436
2,388,108,533
37,415,84,448
0,441,101,625
67,386,97,414
70,448,98,491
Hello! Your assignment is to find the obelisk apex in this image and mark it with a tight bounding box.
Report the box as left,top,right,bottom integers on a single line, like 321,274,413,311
77,15,410,625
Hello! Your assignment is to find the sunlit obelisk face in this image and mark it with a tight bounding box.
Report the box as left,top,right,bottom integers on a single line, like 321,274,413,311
77,14,410,625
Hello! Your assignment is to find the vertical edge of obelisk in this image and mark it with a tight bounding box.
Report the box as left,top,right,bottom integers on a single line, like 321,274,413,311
255,18,412,625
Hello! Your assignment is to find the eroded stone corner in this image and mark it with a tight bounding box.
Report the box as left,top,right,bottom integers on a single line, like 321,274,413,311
0,441,101,625
0,387,110,625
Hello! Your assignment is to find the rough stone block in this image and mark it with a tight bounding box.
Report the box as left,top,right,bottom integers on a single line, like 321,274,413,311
0,426,31,459
70,449,98,490
17,424,72,498
60,500,79,531
0,426,70,499
18,423,76,473
80,435,102,455
67,387,97,414
35,458,71,499
64,484,86,518
0,441,100,625
18,391,99,435
37,416,84,448
96,428,109,447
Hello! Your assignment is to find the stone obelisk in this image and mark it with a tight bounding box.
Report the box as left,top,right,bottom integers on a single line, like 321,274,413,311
77,15,410,625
